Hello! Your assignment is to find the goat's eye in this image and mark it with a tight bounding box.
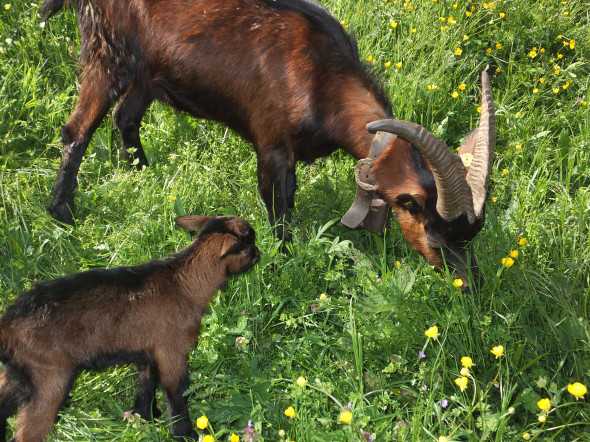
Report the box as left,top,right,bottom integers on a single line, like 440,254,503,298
398,199,421,214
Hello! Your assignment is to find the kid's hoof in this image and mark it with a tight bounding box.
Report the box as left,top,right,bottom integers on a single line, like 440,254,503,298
48,202,74,225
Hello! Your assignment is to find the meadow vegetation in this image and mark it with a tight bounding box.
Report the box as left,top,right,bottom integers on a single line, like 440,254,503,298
0,0,589,440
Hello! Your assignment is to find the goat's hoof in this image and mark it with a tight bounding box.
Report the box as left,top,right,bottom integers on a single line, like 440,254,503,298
48,202,74,225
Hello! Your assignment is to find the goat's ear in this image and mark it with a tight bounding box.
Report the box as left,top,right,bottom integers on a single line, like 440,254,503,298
219,235,239,258
175,215,214,233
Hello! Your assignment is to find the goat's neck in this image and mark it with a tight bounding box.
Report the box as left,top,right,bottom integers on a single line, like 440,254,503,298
175,251,226,311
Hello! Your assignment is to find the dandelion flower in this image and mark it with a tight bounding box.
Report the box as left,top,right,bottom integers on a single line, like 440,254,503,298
296,376,308,388
460,367,470,377
454,376,469,392
338,408,353,425
452,278,464,288
461,356,474,368
230,434,240,442
537,398,551,412
424,325,439,340
538,414,547,423
203,436,215,442
284,406,297,418
501,257,514,268
451,91,459,99
196,415,209,430
567,382,587,400
454,47,463,56
490,345,505,359
509,250,519,259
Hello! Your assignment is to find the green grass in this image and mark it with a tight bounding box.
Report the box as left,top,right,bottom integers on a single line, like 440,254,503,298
1,0,589,440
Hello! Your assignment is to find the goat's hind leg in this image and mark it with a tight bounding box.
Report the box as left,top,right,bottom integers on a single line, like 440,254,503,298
113,84,150,169
130,362,161,420
49,67,116,224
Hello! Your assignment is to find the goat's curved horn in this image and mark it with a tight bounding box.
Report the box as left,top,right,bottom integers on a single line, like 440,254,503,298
465,65,496,218
367,119,475,223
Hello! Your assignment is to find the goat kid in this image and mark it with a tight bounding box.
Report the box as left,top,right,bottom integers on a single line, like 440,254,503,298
0,216,259,441
42,0,495,284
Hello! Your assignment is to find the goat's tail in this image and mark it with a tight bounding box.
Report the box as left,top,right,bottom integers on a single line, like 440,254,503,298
40,0,71,21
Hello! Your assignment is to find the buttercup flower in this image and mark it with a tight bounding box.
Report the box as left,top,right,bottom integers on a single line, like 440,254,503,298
438,437,449,442
3,3,10,11
528,48,538,59
366,55,375,64
567,382,587,400
389,19,399,29
284,406,297,418
452,278,464,289
522,433,531,441
424,325,439,340
384,61,392,69
451,91,459,99
296,376,307,388
461,356,474,368
454,376,468,392
495,42,503,50
538,414,547,423
569,39,576,50
533,88,539,94
509,250,519,259
460,367,470,377
490,345,505,359
499,11,506,19
395,62,403,70
537,398,551,412
501,257,514,268
196,415,209,430
204,436,215,442
338,408,353,425
454,47,463,57
230,434,240,442
458,83,466,91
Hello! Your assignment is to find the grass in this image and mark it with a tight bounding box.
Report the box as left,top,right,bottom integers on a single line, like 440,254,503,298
0,0,589,440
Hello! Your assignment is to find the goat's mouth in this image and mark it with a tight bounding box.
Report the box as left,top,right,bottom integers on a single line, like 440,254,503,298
441,246,481,290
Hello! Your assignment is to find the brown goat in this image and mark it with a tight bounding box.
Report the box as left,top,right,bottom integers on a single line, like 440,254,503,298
0,216,259,441
42,0,495,283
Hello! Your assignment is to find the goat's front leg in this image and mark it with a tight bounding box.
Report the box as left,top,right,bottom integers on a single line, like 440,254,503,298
113,84,150,169
256,147,297,241
154,351,195,439
131,362,161,420
48,67,115,224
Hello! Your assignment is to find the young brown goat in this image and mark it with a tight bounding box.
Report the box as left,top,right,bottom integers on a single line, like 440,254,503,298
42,0,495,283
0,216,259,441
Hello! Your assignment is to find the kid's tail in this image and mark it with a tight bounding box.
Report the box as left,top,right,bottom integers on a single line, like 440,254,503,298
40,0,68,20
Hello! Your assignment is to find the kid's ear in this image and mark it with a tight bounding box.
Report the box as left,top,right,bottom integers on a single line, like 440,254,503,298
175,215,215,233
220,235,240,258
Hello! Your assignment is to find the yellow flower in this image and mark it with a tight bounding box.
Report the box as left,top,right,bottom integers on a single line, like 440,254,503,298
452,278,464,289
463,34,470,41
438,437,450,442
296,376,307,388
340,20,348,29
465,10,472,17
426,84,439,92
424,325,439,340
499,11,506,19
569,39,576,50
196,415,209,430
461,356,474,368
476,106,482,114
451,91,459,99
319,292,329,302
518,237,528,247
553,64,561,75
203,436,215,442
490,345,505,359
501,168,509,177
553,87,560,95
230,434,240,442
491,196,497,203
395,260,402,269
366,55,375,64
452,2,458,9
533,87,539,94
567,382,587,400
384,61,392,69
284,406,297,418
515,143,523,151
522,432,531,441
389,19,399,30
410,27,417,34
501,257,514,268
509,250,519,259
486,47,493,55
460,367,470,377
528,48,538,59
562,80,572,90
458,83,467,91
454,47,463,57
496,66,502,74
538,414,547,423
540,47,545,54
495,42,503,50
3,3,10,11
447,16,456,25
338,408,353,425
395,62,403,70
454,376,469,391
537,398,551,412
